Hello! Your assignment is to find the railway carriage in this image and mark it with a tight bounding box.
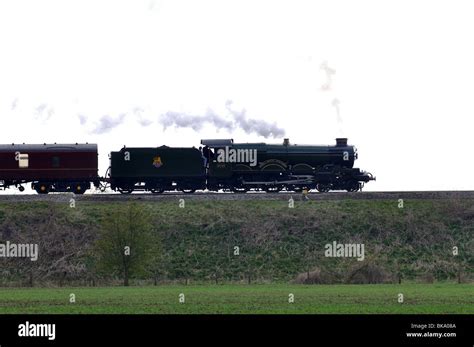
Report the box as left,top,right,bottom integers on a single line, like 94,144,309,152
0,143,99,194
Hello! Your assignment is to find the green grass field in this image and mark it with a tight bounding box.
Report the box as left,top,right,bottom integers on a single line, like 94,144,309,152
0,284,472,314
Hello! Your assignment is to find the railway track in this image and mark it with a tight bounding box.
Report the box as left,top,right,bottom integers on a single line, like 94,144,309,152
0,191,473,202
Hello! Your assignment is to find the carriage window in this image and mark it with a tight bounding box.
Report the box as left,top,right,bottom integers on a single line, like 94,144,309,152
52,156,60,168
19,154,29,168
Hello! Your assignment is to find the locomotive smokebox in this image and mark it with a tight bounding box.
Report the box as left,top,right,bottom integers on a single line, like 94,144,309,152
336,138,348,147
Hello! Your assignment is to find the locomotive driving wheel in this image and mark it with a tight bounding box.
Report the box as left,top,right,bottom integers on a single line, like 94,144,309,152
346,181,361,192
263,185,282,193
232,164,252,193
316,183,331,193
260,162,286,193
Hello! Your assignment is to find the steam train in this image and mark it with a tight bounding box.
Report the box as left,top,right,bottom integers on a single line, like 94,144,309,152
0,138,375,194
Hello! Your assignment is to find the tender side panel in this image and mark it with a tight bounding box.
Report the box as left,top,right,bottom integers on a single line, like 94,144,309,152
110,147,205,179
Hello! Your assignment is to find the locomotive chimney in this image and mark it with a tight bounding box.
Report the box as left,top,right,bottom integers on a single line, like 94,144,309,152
283,138,290,146
336,138,348,147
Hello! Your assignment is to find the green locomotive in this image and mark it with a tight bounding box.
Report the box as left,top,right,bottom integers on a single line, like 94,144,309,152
109,138,374,194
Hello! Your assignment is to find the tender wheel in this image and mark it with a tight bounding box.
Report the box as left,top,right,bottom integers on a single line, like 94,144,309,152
150,188,165,194
18,186,25,192
181,188,196,194
36,183,50,194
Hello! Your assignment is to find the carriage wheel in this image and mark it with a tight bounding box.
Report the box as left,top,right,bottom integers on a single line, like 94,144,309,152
232,186,249,193
74,184,85,195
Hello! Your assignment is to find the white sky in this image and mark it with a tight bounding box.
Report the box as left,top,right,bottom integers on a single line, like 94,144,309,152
1,0,473,191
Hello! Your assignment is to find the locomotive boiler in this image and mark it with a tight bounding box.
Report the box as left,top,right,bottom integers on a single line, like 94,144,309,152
202,138,374,193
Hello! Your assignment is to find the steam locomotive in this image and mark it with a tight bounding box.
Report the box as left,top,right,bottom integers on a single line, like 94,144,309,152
0,138,375,194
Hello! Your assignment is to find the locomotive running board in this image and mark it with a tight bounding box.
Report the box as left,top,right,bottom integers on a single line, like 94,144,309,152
242,176,314,186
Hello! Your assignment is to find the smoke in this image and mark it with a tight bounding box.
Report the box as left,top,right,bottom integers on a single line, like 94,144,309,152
224,100,285,138
133,107,154,127
159,101,285,138
35,103,54,120
77,114,88,125
35,104,47,115
91,113,126,134
26,99,284,138
320,60,336,91
319,60,344,135
160,111,205,131
11,98,18,110
160,109,233,132
331,98,343,135
205,108,234,131
83,108,152,133
148,0,162,11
